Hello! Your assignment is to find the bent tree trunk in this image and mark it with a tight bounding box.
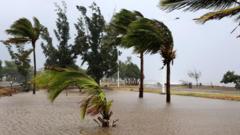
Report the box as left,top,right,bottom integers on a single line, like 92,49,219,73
32,42,36,95
139,52,144,98
94,109,114,128
166,62,171,103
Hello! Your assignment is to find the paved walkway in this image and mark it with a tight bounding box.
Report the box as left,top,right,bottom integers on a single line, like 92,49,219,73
0,90,240,135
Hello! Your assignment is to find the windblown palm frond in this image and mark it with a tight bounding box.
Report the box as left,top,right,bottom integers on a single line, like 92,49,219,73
6,18,34,39
33,17,42,40
160,0,238,11
122,18,173,54
160,0,240,37
160,0,240,23
160,45,176,66
3,37,30,45
110,9,143,35
35,67,112,119
195,6,240,23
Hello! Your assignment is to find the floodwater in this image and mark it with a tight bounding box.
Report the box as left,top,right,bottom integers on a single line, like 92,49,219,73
0,90,240,135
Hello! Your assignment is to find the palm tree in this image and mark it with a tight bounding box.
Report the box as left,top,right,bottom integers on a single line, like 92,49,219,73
160,0,240,23
110,10,176,102
110,9,146,98
159,44,176,103
122,18,176,103
35,67,115,127
4,17,42,94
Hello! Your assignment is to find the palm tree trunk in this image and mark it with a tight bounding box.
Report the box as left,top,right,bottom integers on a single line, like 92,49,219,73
33,43,36,95
139,52,144,98
166,62,171,103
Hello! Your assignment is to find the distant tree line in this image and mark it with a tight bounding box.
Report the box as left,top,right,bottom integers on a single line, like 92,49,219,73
111,57,140,85
0,60,32,91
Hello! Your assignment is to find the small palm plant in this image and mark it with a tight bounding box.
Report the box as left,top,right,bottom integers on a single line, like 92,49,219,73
35,67,117,127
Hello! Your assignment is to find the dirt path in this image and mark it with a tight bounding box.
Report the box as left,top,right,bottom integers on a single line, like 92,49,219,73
0,90,240,135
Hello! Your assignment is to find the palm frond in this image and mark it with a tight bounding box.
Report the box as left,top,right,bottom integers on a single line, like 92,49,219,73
110,9,143,35
6,18,34,38
35,67,111,119
195,6,240,23
33,17,42,39
5,17,42,45
4,37,30,45
160,45,176,65
122,18,173,54
160,0,238,11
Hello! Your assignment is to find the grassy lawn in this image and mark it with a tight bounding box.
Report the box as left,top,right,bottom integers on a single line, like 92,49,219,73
108,86,240,101
141,89,240,101
172,91,240,101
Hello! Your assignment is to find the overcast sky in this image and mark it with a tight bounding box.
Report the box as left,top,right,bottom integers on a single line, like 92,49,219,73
0,0,240,85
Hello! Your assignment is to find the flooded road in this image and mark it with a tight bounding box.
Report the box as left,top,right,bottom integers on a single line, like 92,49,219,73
0,90,240,135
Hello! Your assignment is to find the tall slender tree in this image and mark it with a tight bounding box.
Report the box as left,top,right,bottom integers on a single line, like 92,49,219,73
41,2,78,68
122,18,175,102
110,9,145,98
4,17,43,94
74,3,118,84
159,41,176,102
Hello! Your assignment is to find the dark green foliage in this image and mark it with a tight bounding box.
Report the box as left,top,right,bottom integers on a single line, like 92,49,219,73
2,61,19,81
74,3,118,84
41,2,78,68
112,57,140,85
35,67,114,127
221,71,240,89
41,28,58,67
110,9,143,35
122,18,174,55
6,45,32,91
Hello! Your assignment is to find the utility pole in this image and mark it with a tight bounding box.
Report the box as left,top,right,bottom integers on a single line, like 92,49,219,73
117,60,120,88
117,50,121,88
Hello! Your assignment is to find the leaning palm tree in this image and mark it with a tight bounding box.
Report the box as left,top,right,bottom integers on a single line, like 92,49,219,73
35,67,116,127
4,17,42,94
159,43,176,103
110,9,145,98
122,18,176,103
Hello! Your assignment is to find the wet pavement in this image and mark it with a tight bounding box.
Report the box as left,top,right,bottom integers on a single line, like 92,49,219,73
0,90,240,135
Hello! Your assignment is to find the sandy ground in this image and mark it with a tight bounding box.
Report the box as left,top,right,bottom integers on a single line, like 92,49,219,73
0,90,240,135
